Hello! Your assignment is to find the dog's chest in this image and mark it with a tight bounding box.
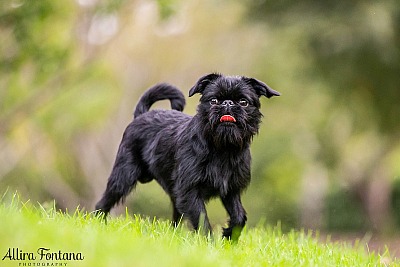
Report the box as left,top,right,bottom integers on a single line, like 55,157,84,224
203,152,250,196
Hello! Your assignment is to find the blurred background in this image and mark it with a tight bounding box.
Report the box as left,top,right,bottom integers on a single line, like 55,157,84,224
1,0,399,233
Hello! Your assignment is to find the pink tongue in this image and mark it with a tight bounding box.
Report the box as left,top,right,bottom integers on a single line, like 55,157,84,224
220,115,236,123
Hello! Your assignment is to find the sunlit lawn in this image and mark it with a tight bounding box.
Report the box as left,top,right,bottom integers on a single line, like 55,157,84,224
0,193,395,267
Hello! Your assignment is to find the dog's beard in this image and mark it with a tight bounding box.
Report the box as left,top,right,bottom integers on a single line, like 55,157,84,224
199,104,262,150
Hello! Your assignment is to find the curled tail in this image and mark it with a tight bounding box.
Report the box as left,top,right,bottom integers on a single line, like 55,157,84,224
133,83,186,118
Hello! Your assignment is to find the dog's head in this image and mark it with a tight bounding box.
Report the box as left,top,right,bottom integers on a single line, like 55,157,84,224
189,73,280,149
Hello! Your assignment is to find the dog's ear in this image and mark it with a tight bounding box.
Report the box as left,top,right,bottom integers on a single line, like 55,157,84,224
243,77,281,98
189,73,221,97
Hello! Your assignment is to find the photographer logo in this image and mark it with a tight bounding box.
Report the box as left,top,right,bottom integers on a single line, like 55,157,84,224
2,247,84,266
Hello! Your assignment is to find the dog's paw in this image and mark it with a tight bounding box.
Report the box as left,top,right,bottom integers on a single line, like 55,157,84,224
222,226,243,242
222,227,233,239
94,209,108,222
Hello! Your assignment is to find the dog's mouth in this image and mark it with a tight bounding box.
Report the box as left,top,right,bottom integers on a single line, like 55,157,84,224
220,115,236,123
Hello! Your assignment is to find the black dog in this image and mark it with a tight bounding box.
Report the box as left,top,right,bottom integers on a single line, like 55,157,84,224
95,73,280,240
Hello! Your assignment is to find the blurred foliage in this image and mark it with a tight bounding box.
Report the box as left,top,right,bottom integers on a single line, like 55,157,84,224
246,0,400,232
391,179,400,227
1,0,399,232
0,0,121,207
325,188,368,231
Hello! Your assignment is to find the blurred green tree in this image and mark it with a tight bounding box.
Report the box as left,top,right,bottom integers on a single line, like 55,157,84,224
247,0,400,231
0,0,121,208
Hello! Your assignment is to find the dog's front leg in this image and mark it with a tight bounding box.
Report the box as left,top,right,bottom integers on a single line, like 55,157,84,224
176,190,212,235
221,192,247,241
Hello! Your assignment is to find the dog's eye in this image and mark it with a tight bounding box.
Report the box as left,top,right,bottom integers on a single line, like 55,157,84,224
239,99,249,107
210,98,219,105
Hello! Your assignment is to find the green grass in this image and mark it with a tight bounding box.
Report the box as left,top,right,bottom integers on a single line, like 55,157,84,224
0,193,396,267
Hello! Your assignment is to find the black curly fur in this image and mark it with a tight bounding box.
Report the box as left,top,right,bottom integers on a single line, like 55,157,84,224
95,73,280,240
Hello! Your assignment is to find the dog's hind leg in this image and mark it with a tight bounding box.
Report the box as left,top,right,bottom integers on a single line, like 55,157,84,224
95,145,141,215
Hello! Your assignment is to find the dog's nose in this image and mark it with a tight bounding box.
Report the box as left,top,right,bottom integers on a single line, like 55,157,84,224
221,100,235,107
